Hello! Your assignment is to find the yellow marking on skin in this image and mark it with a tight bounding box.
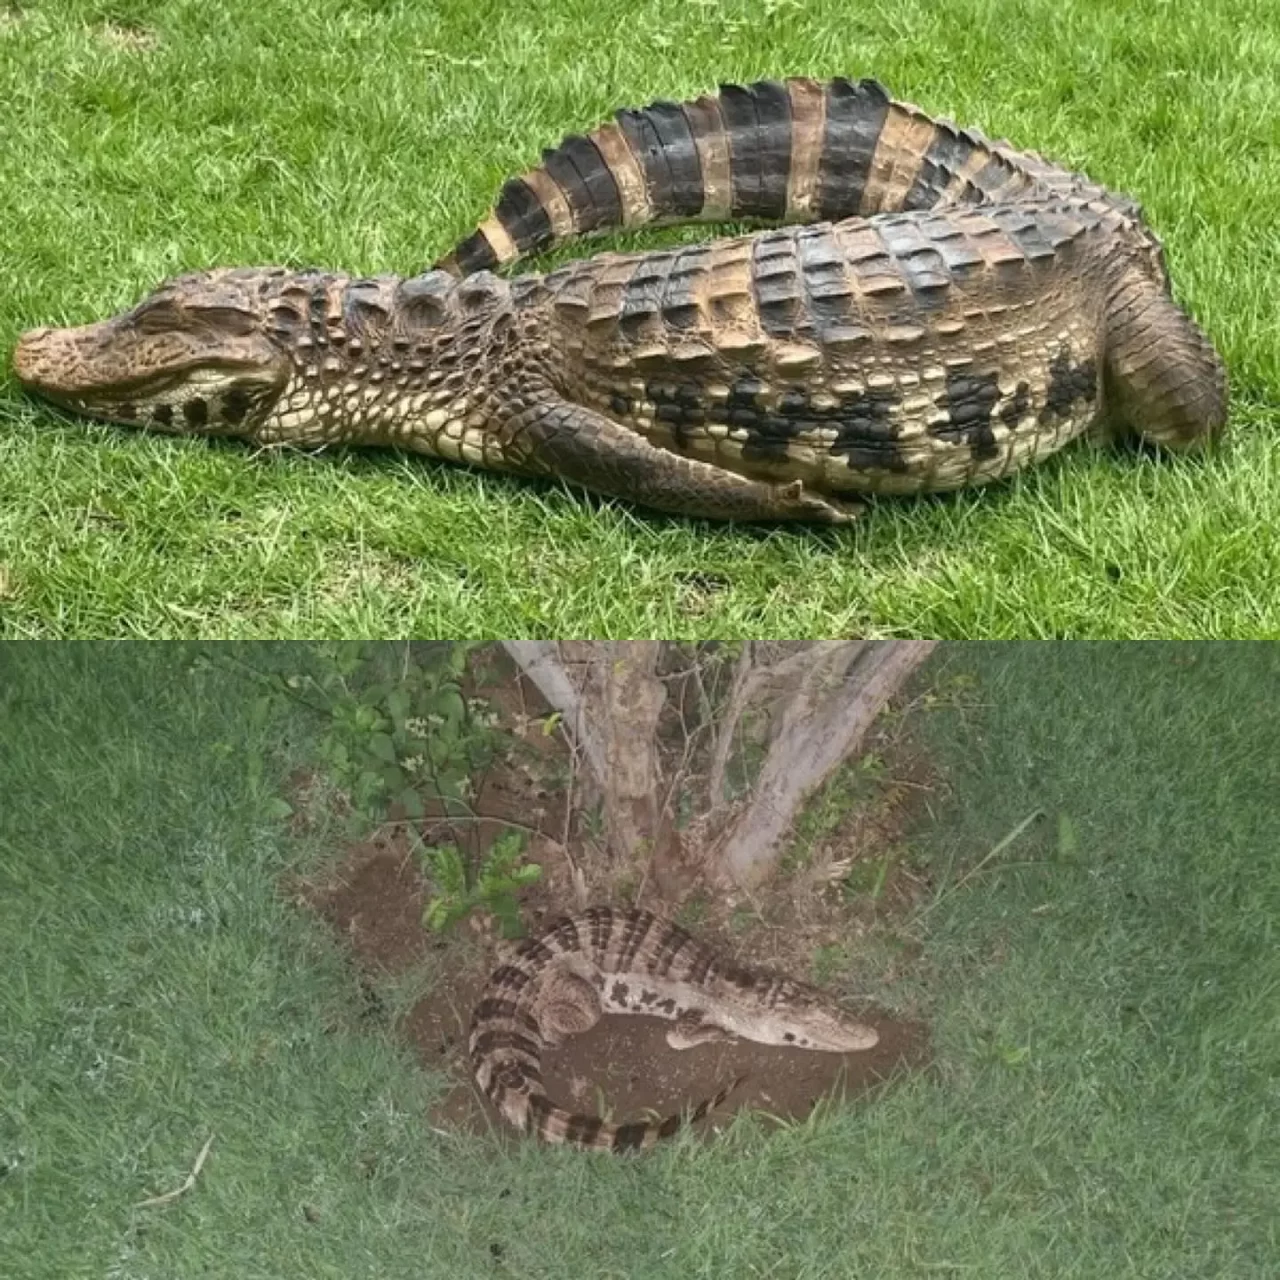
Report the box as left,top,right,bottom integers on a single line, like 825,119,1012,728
689,94,732,220
705,239,759,333
832,219,887,263
590,125,650,225
629,342,668,361
774,344,821,370
322,279,345,331
885,324,927,344
717,331,765,353
861,104,938,214
785,79,827,220
462,428,488,465
476,216,519,267
521,167,576,241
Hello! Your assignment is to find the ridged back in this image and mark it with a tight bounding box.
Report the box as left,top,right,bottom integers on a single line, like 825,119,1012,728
438,77,1129,275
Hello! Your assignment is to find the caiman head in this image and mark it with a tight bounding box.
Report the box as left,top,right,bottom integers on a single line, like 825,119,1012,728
722,976,880,1053
13,269,300,438
12,266,486,446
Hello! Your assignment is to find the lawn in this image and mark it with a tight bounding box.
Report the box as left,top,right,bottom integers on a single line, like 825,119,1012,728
1,641,1276,1277
1,0,1278,637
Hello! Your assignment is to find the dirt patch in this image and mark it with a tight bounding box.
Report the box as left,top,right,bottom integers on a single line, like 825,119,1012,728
298,836,432,974
290,647,940,1148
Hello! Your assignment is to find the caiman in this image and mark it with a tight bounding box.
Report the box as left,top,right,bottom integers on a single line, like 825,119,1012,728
12,78,1227,523
471,905,878,1150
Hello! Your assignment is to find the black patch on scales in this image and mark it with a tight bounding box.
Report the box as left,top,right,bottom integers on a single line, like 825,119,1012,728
931,368,1002,459
1039,346,1098,423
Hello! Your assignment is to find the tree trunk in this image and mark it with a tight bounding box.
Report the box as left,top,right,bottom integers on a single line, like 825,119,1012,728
714,641,935,887
502,639,935,899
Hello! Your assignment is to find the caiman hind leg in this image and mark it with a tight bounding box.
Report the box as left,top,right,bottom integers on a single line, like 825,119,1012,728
534,965,603,1047
506,395,862,524
1103,266,1228,450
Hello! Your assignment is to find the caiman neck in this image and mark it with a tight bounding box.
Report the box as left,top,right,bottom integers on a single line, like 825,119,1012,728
260,268,526,452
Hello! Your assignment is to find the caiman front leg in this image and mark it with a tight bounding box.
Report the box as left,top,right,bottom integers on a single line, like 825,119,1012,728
666,1008,734,1050
504,394,862,525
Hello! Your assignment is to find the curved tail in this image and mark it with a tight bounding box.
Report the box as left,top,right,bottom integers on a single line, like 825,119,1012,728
493,1071,744,1152
437,77,1123,276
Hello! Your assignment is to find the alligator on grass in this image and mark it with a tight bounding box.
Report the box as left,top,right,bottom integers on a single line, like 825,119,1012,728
13,78,1226,523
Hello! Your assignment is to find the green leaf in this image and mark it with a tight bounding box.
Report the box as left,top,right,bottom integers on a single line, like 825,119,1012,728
386,687,411,725
431,687,466,725
398,787,425,819
368,733,397,764
265,797,294,820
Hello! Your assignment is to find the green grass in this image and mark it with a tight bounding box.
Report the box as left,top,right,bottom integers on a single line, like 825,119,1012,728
1,0,1278,636
2,641,1277,1277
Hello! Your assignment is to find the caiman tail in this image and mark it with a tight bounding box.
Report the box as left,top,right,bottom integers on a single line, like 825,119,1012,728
437,76,1125,276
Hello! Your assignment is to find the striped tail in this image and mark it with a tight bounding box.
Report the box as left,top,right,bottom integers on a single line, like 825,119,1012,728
517,1073,744,1152
437,77,1120,276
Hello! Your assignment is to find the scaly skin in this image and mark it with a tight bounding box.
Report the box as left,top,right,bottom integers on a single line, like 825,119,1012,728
12,78,1227,523
471,906,878,1151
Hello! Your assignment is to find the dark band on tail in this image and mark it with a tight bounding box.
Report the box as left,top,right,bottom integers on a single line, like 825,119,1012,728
814,77,891,220
438,76,1123,277
522,1073,744,1151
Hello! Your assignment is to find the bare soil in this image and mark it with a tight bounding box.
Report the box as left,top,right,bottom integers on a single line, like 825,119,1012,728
291,647,938,1147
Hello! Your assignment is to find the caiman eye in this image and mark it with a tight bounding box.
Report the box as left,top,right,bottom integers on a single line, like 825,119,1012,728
132,298,182,334
194,306,258,336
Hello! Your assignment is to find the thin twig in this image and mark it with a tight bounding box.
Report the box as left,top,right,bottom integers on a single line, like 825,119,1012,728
374,814,559,847
556,717,588,907
916,810,1045,921
134,1134,215,1209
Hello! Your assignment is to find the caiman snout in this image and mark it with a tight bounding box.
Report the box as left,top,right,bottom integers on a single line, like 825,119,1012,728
12,326,57,388
13,316,165,403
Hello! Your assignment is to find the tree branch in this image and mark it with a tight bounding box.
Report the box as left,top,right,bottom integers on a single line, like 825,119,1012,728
719,641,936,887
